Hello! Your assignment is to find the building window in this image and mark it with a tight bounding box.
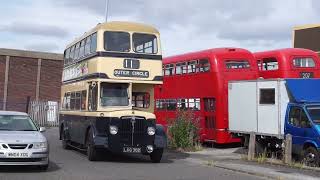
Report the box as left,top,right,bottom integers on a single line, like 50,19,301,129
293,57,315,68
85,36,91,55
74,42,81,61
204,98,215,111
70,92,76,110
133,33,158,54
188,60,198,73
64,48,70,65
259,88,275,104
225,60,250,69
79,39,86,58
75,92,81,110
165,64,175,76
199,59,210,72
132,92,150,108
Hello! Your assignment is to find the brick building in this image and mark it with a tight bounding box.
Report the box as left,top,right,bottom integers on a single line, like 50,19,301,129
0,48,63,112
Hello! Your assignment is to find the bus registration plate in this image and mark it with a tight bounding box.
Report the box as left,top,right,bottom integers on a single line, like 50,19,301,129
123,147,141,153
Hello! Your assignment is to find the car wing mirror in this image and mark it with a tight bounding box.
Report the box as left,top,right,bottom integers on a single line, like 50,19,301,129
39,127,46,132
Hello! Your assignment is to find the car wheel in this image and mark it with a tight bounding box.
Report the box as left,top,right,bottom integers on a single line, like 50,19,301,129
150,148,163,163
86,128,99,161
303,146,319,167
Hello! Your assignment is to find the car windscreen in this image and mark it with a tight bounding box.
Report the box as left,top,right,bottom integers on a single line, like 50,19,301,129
306,106,320,124
100,83,129,107
0,115,38,131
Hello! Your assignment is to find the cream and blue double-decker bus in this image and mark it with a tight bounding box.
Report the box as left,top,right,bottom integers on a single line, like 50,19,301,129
59,21,166,162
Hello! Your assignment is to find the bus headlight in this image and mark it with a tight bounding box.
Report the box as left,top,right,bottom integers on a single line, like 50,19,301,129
109,126,118,135
147,127,155,136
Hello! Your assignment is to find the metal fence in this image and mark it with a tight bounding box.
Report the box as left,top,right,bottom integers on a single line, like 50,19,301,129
28,101,60,127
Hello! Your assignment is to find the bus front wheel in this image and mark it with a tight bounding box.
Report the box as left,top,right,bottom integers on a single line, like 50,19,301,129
86,128,99,161
150,148,163,163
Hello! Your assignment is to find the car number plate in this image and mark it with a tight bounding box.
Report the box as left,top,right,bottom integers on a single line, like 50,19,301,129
123,147,141,153
7,152,29,158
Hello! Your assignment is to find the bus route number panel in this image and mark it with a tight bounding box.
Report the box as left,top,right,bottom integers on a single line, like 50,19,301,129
114,69,149,78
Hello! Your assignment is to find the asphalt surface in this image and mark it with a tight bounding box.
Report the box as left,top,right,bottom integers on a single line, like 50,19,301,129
0,128,266,180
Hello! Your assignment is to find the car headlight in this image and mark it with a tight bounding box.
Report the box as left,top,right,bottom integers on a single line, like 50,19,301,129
109,125,118,135
33,142,47,149
147,127,155,136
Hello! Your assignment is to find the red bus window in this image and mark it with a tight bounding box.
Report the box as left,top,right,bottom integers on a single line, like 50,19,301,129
199,59,210,72
132,92,150,108
293,57,315,68
177,99,188,109
225,60,250,69
261,58,278,71
164,64,175,76
187,60,198,73
176,62,187,75
167,99,177,110
204,98,215,111
205,116,215,129
188,98,200,110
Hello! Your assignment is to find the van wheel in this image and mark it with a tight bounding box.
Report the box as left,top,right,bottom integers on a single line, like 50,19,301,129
303,147,319,167
150,148,163,163
86,128,99,161
61,128,70,150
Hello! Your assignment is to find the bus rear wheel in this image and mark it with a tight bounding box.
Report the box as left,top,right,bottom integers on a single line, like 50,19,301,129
86,128,99,161
150,148,163,163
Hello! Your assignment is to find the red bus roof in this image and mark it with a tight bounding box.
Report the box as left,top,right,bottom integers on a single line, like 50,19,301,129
164,48,254,64
254,48,318,59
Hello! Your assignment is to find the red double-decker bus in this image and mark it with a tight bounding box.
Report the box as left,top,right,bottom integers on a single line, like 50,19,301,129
154,48,259,144
254,48,320,79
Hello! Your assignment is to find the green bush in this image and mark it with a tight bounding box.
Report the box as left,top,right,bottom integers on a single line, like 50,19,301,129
167,109,200,151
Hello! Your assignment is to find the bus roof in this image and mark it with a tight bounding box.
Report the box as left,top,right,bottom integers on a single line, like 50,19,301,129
66,21,160,49
163,48,253,64
254,48,318,59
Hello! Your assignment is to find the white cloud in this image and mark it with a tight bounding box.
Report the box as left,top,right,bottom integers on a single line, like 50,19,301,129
0,0,319,55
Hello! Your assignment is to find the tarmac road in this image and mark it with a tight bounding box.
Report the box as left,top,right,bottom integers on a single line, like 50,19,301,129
0,128,266,180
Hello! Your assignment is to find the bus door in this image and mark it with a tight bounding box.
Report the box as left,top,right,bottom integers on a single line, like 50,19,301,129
203,98,216,141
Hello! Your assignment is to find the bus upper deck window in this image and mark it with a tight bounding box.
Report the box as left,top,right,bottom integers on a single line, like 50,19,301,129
104,31,130,52
133,33,158,54
199,59,210,72
225,60,250,69
176,62,187,75
165,64,175,76
262,58,278,71
188,61,198,73
293,57,315,68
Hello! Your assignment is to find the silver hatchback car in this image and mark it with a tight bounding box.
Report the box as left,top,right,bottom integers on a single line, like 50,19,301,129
0,111,49,170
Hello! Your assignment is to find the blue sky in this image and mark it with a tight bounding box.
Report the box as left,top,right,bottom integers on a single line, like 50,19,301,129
0,0,320,56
